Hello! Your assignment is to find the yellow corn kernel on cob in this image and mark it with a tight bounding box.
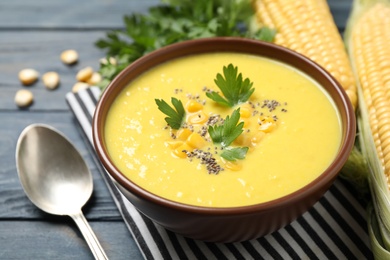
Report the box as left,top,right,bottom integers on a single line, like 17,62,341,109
252,0,357,109
346,1,390,186
345,2,390,255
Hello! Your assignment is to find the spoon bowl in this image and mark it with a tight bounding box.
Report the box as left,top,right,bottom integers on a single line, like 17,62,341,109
16,124,107,260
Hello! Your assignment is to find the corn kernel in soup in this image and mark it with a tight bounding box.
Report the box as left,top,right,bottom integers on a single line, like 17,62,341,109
105,53,341,207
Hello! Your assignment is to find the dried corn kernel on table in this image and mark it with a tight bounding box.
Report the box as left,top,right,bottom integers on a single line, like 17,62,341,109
0,0,373,259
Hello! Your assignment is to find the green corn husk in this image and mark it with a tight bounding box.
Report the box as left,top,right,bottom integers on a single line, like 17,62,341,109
344,0,390,258
340,145,370,200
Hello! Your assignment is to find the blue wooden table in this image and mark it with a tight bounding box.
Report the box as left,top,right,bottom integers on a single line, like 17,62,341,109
0,1,359,259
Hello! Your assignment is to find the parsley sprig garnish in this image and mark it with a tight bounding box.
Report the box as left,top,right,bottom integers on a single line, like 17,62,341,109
208,108,249,161
206,64,255,107
208,108,243,146
155,98,185,129
221,147,249,161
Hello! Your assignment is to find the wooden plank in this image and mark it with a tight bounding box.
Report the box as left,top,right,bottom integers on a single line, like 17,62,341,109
0,0,158,29
0,220,143,259
0,112,122,219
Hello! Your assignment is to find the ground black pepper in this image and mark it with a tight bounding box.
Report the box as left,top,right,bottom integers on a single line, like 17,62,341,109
183,149,224,174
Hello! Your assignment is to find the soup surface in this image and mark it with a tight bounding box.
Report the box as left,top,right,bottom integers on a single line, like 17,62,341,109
105,53,341,207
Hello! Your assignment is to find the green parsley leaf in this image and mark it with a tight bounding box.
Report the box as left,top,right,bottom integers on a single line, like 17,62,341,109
206,64,255,107
252,27,277,42
221,147,249,161
208,108,244,147
155,97,185,129
208,109,249,161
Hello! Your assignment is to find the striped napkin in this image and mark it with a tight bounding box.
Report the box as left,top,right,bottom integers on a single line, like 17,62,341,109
66,87,373,259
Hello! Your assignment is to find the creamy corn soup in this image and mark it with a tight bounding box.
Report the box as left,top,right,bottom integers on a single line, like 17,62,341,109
105,53,341,207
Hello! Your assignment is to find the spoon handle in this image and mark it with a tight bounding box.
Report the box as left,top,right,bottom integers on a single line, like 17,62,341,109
70,212,108,260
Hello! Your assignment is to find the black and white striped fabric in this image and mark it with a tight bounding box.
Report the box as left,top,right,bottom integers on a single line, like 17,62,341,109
66,87,373,259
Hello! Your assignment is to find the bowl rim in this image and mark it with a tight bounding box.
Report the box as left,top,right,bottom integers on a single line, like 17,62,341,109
93,37,356,215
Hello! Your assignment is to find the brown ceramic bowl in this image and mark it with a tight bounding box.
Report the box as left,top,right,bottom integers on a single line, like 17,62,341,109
93,37,356,243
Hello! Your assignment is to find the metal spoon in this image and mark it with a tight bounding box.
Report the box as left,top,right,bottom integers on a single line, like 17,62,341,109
15,124,108,260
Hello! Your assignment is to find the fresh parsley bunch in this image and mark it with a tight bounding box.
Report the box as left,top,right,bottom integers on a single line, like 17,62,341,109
95,0,275,90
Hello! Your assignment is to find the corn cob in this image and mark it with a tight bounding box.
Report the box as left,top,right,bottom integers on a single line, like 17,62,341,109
344,0,390,256
252,0,357,109
346,1,390,187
